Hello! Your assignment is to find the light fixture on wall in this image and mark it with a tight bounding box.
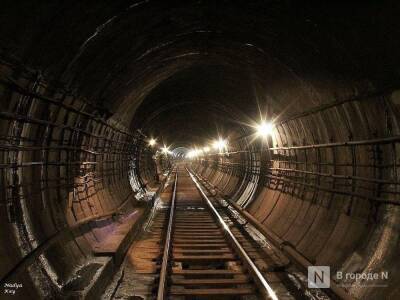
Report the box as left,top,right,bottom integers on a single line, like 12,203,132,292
161,145,170,154
148,138,157,146
256,121,274,137
212,138,227,151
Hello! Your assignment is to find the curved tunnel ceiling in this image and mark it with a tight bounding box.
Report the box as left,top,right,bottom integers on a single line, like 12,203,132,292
131,64,260,146
1,1,400,299
3,1,400,128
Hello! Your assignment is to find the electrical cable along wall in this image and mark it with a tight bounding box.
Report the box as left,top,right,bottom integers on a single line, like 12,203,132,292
268,93,400,206
1,2,400,299
129,140,159,200
0,61,157,298
190,91,400,299
191,137,261,207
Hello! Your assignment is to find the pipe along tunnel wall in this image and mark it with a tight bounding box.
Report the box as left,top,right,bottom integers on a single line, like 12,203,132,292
0,1,400,299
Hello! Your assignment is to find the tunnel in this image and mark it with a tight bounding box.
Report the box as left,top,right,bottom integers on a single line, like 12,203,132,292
0,1,399,299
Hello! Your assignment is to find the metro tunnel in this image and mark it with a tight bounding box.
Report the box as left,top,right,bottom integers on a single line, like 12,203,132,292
0,1,399,299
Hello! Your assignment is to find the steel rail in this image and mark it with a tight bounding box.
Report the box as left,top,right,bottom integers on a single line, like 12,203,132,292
191,171,355,300
0,165,167,285
187,169,278,300
157,171,178,300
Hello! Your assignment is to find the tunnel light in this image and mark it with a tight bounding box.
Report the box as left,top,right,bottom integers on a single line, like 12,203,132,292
212,138,227,151
256,121,274,137
203,146,210,153
186,148,204,159
148,138,156,147
186,149,197,159
161,146,170,154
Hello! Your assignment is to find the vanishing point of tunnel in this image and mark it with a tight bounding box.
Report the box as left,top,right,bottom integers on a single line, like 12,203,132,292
0,1,399,300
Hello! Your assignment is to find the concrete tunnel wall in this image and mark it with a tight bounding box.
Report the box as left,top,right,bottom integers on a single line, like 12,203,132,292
0,1,400,299
190,96,400,299
0,67,159,298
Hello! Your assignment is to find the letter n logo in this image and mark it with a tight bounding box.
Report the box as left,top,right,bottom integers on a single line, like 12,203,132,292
308,266,330,288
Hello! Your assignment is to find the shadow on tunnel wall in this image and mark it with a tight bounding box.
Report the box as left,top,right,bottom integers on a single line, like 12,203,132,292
0,1,400,299
190,93,400,299
0,66,160,298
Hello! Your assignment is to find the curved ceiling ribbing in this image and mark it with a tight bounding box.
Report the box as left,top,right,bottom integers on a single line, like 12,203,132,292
4,2,398,126
0,1,400,299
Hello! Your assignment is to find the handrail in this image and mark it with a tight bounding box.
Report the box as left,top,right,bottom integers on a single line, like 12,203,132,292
157,170,178,300
187,169,278,300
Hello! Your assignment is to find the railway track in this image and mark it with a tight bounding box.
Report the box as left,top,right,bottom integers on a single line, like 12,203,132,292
108,165,331,299
157,167,280,300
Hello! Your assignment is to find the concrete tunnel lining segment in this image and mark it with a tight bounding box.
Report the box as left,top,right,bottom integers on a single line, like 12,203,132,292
0,1,399,299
